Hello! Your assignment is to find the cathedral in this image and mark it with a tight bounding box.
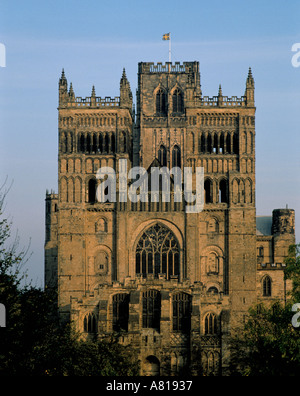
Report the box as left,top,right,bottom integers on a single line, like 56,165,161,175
44,60,295,376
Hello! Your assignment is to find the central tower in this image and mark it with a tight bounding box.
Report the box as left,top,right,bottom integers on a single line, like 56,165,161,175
45,61,260,375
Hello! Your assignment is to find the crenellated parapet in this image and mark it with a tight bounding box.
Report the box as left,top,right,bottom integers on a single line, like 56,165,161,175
58,68,132,111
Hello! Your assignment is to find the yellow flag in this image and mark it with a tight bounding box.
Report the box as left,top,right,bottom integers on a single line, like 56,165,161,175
162,33,170,41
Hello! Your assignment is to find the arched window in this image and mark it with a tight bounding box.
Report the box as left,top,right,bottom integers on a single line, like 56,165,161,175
200,134,206,153
136,223,180,279
233,133,239,154
158,145,167,167
104,134,109,153
86,134,91,153
220,133,225,154
156,88,167,115
204,313,218,335
121,132,126,153
142,290,161,330
84,313,97,333
226,133,231,154
204,179,213,203
92,134,98,153
213,134,218,154
172,293,191,333
63,132,68,153
88,178,97,203
172,89,183,113
111,134,115,153
98,134,103,153
207,134,212,153
172,145,181,168
79,134,85,153
263,276,272,297
219,179,228,203
113,293,129,332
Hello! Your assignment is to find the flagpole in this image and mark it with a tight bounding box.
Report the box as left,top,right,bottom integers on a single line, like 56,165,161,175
169,34,171,63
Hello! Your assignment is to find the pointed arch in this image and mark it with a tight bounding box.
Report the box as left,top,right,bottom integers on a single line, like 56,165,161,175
155,87,167,115
172,88,184,113
135,223,180,280
158,145,167,167
204,312,218,335
263,275,272,297
188,132,195,153
204,178,213,203
172,145,181,168
83,312,97,333
87,177,97,203
218,178,228,203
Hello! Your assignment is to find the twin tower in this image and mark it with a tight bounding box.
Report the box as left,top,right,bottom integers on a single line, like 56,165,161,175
45,61,295,376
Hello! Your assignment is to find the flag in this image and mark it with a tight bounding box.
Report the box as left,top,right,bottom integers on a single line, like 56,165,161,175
162,33,170,41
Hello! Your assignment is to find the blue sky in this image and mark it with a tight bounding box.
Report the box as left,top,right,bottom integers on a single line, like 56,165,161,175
0,0,299,286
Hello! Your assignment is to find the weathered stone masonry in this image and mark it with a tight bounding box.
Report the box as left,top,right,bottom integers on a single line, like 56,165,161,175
45,61,295,376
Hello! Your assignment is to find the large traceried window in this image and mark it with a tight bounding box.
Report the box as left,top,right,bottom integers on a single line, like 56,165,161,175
136,223,180,280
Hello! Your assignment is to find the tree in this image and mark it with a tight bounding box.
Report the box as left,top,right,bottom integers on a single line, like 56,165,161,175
284,244,300,303
0,183,139,376
229,244,300,376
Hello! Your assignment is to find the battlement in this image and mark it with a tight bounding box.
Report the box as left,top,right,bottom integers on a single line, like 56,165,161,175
257,262,287,270
59,96,120,108
45,190,58,200
138,61,199,74
199,95,246,107
73,96,120,107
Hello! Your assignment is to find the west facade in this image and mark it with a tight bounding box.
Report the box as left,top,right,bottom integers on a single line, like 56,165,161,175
45,61,295,376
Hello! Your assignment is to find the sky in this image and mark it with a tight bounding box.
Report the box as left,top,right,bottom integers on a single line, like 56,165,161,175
0,0,299,287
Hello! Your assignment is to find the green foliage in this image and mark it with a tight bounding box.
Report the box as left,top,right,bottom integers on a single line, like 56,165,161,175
284,244,300,302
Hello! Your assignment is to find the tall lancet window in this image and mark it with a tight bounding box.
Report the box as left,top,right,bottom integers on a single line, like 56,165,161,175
156,88,167,115
158,145,167,167
172,145,181,168
172,89,184,113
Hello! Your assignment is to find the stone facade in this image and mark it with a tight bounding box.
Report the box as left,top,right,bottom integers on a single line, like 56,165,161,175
45,61,295,376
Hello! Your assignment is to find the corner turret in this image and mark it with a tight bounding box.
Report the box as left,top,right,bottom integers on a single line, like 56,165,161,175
120,68,133,110
245,67,255,107
59,69,69,107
